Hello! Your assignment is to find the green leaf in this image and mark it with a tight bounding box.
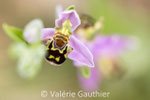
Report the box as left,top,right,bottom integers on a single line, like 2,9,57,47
3,24,25,42
66,5,75,10
78,67,91,78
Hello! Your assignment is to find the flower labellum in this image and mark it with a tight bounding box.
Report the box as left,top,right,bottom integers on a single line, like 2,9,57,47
45,20,73,65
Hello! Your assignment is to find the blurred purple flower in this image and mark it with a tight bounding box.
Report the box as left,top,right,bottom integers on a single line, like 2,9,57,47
74,34,132,91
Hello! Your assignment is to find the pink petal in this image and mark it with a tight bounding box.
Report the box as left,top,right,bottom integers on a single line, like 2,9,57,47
41,28,55,40
68,36,94,68
55,10,81,32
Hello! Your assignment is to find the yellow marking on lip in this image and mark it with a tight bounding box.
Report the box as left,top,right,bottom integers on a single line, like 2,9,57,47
64,54,67,58
51,41,66,54
46,40,52,50
51,47,64,54
49,55,55,59
46,46,49,50
55,56,60,62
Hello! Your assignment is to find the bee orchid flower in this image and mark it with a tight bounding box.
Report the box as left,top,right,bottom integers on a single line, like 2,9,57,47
41,6,94,68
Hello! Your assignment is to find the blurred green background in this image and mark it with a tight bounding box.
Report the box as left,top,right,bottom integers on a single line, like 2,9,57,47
0,0,150,100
